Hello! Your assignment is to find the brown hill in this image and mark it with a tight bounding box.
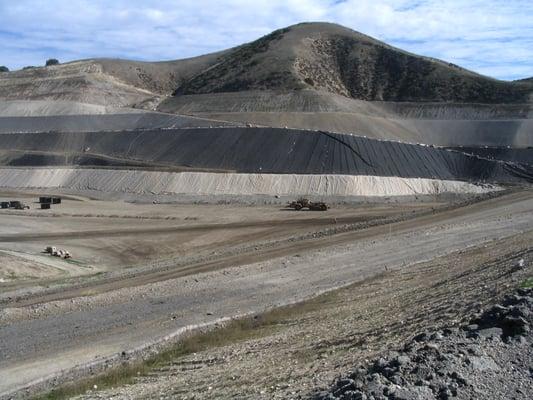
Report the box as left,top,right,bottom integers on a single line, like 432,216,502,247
0,52,226,108
171,22,532,104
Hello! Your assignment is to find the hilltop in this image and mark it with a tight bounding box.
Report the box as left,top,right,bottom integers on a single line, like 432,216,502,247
170,22,533,104
1,22,532,109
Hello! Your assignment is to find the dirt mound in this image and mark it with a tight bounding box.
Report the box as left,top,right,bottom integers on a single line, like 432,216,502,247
0,53,225,107
170,22,533,104
316,287,533,400
0,168,498,198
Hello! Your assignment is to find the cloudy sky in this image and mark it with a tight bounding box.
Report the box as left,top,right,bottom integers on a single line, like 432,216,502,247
0,0,531,80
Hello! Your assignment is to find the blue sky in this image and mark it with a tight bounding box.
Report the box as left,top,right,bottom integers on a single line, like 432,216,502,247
0,0,531,80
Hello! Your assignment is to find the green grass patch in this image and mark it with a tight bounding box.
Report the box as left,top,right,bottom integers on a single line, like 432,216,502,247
31,286,344,400
520,277,533,289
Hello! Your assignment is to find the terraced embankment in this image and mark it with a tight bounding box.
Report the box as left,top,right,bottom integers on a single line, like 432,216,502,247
159,90,533,148
0,169,497,198
0,101,239,134
0,128,530,181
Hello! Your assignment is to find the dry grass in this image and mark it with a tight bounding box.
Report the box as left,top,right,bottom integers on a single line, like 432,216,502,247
31,283,347,400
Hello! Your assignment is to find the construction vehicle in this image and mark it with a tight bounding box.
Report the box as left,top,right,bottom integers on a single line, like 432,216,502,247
45,246,71,259
288,197,329,211
10,201,30,210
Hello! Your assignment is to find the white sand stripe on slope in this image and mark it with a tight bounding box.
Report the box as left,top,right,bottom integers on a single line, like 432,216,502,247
0,168,498,197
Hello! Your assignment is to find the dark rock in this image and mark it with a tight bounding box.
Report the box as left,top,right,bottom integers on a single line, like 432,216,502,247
395,355,411,366
337,378,356,389
438,388,453,400
422,343,440,353
315,391,337,400
335,379,357,396
374,358,388,371
389,375,403,385
413,333,429,342
341,390,367,400
430,332,444,341
450,371,468,386
382,367,396,378
426,372,436,381
320,287,532,400
442,328,458,336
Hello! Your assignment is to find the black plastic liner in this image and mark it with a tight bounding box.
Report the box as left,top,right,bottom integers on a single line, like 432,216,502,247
448,146,533,166
0,127,531,183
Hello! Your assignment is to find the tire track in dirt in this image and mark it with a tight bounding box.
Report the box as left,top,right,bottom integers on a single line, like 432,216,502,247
9,190,532,309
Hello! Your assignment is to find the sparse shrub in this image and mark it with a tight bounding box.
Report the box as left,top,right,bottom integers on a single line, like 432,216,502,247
0,66,8,72
22,66,35,70
45,58,59,66
304,77,314,86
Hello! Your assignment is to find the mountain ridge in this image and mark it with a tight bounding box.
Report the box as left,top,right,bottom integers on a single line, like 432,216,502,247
171,22,533,104
0,22,531,107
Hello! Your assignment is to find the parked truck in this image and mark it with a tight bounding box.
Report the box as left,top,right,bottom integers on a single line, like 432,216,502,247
288,198,329,211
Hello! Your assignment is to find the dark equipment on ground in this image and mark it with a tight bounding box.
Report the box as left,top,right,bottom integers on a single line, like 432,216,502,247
288,198,329,211
39,196,61,206
9,201,30,210
1,202,9,209
41,203,51,209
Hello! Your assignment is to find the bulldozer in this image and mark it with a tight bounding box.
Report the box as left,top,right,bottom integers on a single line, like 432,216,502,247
288,197,329,211
10,201,29,210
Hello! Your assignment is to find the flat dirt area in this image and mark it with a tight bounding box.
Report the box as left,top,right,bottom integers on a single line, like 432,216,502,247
0,190,436,292
0,189,532,399
73,231,533,400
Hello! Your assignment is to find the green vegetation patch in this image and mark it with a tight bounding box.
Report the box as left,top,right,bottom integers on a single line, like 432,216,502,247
520,277,533,289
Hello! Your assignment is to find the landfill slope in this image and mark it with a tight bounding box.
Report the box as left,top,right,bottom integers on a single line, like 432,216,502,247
0,100,142,117
0,168,497,198
448,147,533,166
0,112,239,134
160,90,533,147
0,128,530,183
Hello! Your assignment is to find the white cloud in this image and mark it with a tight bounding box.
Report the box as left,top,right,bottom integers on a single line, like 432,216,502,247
0,0,531,80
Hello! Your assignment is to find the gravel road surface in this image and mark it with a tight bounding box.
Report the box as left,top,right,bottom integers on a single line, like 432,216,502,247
0,190,532,398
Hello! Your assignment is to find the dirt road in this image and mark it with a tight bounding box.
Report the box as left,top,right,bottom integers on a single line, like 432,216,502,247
0,190,532,398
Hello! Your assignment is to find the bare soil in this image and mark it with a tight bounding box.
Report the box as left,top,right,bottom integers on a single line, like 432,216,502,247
0,189,531,399
72,229,533,399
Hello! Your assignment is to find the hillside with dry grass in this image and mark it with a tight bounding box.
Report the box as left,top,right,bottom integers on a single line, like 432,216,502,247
1,22,531,109
171,22,533,104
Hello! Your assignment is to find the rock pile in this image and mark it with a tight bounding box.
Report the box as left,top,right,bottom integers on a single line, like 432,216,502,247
315,288,533,400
